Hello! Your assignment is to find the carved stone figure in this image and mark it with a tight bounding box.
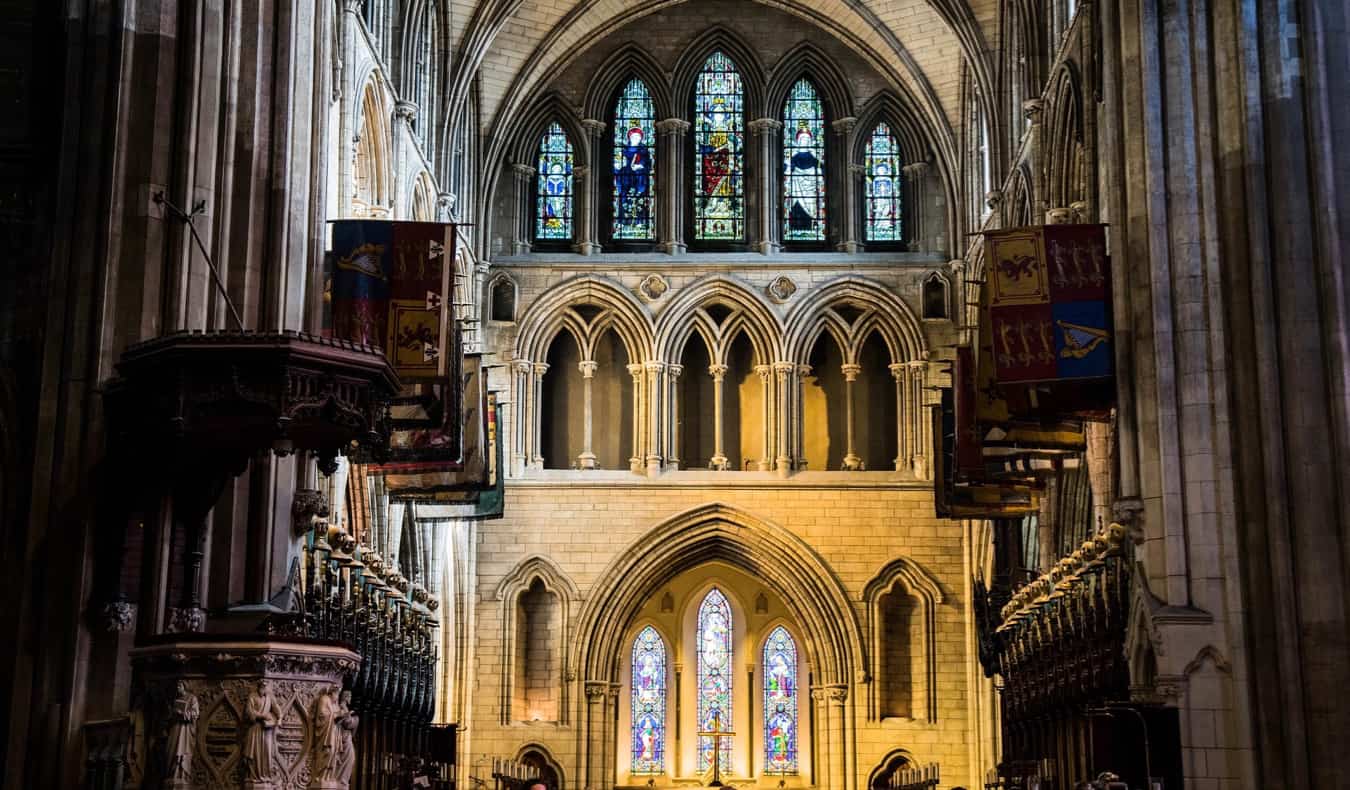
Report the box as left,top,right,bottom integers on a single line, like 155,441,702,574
310,686,343,787
164,681,199,787
241,679,279,785
336,690,359,785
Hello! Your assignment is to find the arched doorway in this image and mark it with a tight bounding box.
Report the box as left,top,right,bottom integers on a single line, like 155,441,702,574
867,749,912,790
518,745,564,790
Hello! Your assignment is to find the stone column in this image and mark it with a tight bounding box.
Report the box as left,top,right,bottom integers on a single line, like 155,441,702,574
338,0,364,220
627,363,645,472
577,118,606,255
831,116,853,251
795,365,812,471
810,688,831,790
584,682,607,790
909,358,929,479
655,118,689,254
845,163,866,251
578,360,598,469
748,118,783,253
709,363,729,470
755,364,773,471
773,362,795,476
840,363,863,470
666,364,683,469
825,686,848,790
948,258,968,339
512,360,532,475
645,362,666,473
511,163,536,255
889,363,908,473
531,362,549,469
902,160,929,250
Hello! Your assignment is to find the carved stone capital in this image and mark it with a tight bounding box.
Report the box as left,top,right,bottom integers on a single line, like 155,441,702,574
394,100,418,124
1070,200,1090,222
1022,98,1045,125
167,607,205,634
667,364,684,378
985,189,1003,210
1046,206,1075,225
655,118,691,136
840,363,862,382
772,361,796,379
888,362,908,380
292,489,330,537
627,363,645,379
848,163,867,177
902,161,930,178
584,681,609,701
578,361,598,378
511,163,537,179
581,118,607,137
532,362,550,376
748,117,783,135
831,116,857,135
707,364,728,381
100,600,137,633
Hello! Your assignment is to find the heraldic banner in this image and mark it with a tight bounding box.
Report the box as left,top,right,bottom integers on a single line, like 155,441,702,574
983,224,1113,385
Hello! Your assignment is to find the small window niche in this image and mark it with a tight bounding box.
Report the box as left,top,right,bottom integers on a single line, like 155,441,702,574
490,275,518,323
921,272,948,320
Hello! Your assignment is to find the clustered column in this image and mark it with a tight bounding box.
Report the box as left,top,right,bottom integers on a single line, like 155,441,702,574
708,363,730,471
832,118,858,252
665,364,683,469
577,118,606,254
655,118,689,253
511,360,534,476
748,117,782,253
510,163,536,255
644,362,666,474
774,362,796,475
577,360,598,469
755,364,774,471
902,160,929,250
627,363,645,472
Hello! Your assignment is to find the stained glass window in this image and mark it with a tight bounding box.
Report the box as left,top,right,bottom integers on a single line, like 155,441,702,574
631,626,667,774
612,79,657,241
693,52,745,242
782,79,826,242
864,122,903,242
762,626,798,773
535,121,574,241
697,588,733,773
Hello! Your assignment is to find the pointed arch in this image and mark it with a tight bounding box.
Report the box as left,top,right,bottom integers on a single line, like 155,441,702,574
497,555,578,725
761,624,800,773
783,276,927,364
654,275,783,365
582,44,674,122
862,556,945,722
1044,61,1085,210
572,502,863,688
765,42,853,120
514,275,655,365
630,624,669,774
672,27,766,117
353,74,395,216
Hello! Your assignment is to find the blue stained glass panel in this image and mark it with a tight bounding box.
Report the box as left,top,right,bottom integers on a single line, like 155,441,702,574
693,52,745,242
697,588,734,773
631,626,667,774
612,79,657,241
864,122,902,242
762,626,799,773
535,121,574,241
782,79,826,242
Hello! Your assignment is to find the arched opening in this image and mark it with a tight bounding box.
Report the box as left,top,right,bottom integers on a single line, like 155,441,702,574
802,331,847,470
856,331,898,471
724,331,757,471
867,750,912,790
519,746,563,790
541,331,583,469
679,331,716,468
514,578,561,722
591,328,634,470
781,78,826,245
877,580,920,720
922,274,948,320
491,277,516,322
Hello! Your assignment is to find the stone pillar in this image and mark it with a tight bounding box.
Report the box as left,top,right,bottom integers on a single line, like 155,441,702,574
909,357,930,479
748,118,783,253
512,360,532,475
655,118,689,254
531,362,549,469
832,118,857,252
577,118,607,255
773,362,795,476
810,688,831,790
645,362,666,473
902,160,929,250
666,364,683,469
709,363,729,471
627,363,645,473
755,364,773,471
949,258,968,339
577,360,598,469
338,0,364,220
889,362,908,473
825,686,848,790
841,363,863,470
130,640,359,790
584,682,607,790
511,163,536,255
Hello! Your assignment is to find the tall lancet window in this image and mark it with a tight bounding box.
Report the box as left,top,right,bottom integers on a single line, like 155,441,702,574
697,588,734,773
535,122,574,242
631,626,668,774
611,79,657,241
864,122,903,243
693,52,745,242
762,626,799,773
781,79,826,242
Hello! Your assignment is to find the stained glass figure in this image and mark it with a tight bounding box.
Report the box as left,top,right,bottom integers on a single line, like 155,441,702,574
631,626,667,774
697,588,734,773
762,626,798,773
535,121,574,241
864,122,903,242
693,52,745,242
612,79,657,241
782,79,826,242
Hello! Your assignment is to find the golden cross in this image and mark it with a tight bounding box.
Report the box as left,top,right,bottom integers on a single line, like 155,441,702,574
697,710,736,787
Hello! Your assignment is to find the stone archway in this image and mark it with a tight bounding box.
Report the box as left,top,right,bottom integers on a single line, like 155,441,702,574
570,502,864,790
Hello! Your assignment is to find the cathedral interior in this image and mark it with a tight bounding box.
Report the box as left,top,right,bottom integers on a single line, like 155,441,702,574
0,0,1346,789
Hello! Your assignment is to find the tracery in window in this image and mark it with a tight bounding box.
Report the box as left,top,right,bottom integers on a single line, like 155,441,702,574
535,122,574,241
696,587,733,773
612,79,657,241
782,79,826,242
631,626,667,774
693,52,745,242
864,122,903,242
762,626,799,773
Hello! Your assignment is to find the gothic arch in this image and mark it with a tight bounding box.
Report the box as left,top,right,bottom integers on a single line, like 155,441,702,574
850,93,928,168
514,275,655,364
862,557,945,723
582,45,675,123
1044,62,1085,210
410,170,436,220
654,275,783,365
866,748,917,789
1006,164,1036,227
783,277,927,364
765,42,853,121
497,555,579,725
572,502,863,687
507,94,592,170
516,742,566,790
354,74,395,216
672,27,767,118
